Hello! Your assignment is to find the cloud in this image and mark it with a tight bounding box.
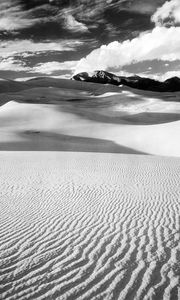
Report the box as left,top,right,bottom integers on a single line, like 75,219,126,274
0,38,82,75
0,0,41,31
139,70,180,81
75,26,180,74
0,0,163,37
0,56,78,76
63,13,89,33
128,1,162,14
158,70,180,81
0,0,89,34
0,0,92,34
151,0,180,26
0,39,83,58
0,57,30,71
117,69,180,81
32,61,78,74
74,1,180,75
2,0,179,81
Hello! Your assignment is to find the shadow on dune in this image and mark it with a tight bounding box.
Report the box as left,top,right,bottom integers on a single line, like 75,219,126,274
0,131,147,155
60,105,180,125
1,81,180,126
121,112,180,124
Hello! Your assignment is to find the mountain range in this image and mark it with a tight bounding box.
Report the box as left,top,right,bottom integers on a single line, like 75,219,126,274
72,70,180,92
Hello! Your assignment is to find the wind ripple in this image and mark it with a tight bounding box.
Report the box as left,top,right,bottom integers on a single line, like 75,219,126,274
0,152,180,300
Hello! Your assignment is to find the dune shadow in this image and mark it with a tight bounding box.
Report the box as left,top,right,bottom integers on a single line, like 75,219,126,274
59,105,180,125
120,112,180,125
0,131,147,155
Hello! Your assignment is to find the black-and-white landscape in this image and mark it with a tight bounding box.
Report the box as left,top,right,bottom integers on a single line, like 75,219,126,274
0,1,180,300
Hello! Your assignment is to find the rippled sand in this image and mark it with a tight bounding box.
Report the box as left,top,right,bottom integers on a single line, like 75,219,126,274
1,152,180,300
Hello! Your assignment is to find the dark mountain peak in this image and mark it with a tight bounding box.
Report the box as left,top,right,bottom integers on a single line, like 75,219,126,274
73,72,91,82
73,70,121,85
72,70,180,92
165,77,180,84
164,76,180,92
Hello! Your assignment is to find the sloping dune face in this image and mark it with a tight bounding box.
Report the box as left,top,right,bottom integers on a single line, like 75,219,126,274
0,152,180,300
1,78,180,156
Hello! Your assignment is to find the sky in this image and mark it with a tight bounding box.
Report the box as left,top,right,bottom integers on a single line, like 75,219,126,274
0,0,180,81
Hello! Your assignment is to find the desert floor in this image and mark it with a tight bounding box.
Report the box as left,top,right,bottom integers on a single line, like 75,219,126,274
0,79,180,299
0,152,180,300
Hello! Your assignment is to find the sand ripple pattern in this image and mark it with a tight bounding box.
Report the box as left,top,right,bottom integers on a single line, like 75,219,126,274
0,152,180,300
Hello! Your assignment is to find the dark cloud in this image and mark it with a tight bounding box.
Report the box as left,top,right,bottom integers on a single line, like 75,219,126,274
0,0,167,41
1,0,175,80
19,0,50,10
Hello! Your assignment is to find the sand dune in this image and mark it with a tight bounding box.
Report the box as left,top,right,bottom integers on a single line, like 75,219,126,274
0,152,180,300
1,98,180,155
0,78,28,94
0,79,180,157
0,79,180,299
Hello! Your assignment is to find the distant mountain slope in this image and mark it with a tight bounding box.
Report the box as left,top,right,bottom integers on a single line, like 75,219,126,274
0,73,180,95
24,77,122,95
72,71,180,92
0,77,121,95
0,78,29,93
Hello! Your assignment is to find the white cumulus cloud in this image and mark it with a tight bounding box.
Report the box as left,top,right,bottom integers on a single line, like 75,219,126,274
74,0,180,76
75,26,180,74
151,0,180,26
158,70,180,81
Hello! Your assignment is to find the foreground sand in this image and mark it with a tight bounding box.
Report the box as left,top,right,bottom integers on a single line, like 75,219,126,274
1,152,180,300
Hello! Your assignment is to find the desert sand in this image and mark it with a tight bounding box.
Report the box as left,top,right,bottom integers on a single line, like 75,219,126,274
0,79,180,299
0,78,180,156
0,152,180,300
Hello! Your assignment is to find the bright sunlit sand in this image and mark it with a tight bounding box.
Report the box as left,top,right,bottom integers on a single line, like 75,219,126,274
0,79,180,300
1,0,180,299
0,152,180,300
